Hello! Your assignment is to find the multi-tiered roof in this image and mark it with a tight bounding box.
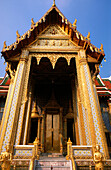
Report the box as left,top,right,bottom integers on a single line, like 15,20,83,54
1,3,105,63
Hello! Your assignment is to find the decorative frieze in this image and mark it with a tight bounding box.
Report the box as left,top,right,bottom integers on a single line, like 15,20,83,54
30,53,76,69
32,39,74,47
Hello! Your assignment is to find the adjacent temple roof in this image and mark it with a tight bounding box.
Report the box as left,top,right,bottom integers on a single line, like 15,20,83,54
0,74,10,96
0,73,111,98
1,2,105,63
95,75,111,96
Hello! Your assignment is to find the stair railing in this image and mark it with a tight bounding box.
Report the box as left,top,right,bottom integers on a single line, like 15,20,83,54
66,138,76,170
29,137,39,170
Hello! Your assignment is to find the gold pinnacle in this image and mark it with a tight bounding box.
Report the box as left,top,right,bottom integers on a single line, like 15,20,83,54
53,0,56,6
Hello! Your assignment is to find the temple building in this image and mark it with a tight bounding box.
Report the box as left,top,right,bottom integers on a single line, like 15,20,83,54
0,1,111,169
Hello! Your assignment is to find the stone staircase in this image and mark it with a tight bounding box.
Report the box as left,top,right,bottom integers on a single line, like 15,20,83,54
34,153,71,170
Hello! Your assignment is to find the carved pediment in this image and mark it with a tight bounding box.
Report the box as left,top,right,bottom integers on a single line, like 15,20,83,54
41,24,65,36
29,25,79,51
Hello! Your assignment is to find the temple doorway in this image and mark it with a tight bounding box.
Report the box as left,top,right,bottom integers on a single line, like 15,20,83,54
28,56,77,153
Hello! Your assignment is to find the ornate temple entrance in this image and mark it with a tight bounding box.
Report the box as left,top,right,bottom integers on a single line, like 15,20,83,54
27,56,76,153
0,2,109,163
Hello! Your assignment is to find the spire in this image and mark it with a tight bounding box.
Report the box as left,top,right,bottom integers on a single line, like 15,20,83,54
52,0,56,7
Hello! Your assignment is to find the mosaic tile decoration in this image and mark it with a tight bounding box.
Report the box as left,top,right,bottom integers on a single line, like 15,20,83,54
15,104,24,145
77,109,82,144
14,149,33,156
74,150,92,156
93,86,100,112
81,104,91,145
83,64,103,153
0,83,13,139
2,63,24,151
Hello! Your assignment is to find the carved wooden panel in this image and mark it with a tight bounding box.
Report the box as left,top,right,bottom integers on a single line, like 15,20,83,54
46,113,60,152
46,114,52,152
53,114,60,152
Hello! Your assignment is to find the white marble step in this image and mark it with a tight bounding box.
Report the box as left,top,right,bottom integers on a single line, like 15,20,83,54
34,157,71,170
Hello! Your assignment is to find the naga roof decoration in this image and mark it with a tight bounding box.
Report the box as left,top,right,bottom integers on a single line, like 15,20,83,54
1,4,105,62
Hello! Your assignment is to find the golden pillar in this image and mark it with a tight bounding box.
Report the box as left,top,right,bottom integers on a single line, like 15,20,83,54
0,50,29,153
23,90,32,145
76,49,109,158
108,99,111,114
41,109,45,152
37,118,40,141
71,77,80,145
76,86,87,145
72,67,87,145
15,56,31,145
108,98,111,125
60,108,63,154
0,81,14,144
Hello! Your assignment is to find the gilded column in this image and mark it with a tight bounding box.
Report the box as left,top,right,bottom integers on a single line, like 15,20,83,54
41,109,45,152
0,50,29,153
76,86,87,145
76,49,109,158
37,118,40,141
73,64,87,145
23,90,32,145
108,98,111,125
60,108,63,154
15,56,31,145
71,77,85,145
0,81,14,144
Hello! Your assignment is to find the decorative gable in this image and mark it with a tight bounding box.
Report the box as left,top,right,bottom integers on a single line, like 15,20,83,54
29,25,78,51
1,4,105,63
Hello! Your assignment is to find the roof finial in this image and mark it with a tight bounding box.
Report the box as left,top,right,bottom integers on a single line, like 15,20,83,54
86,32,90,41
16,30,20,39
53,0,56,7
73,19,77,27
2,41,7,51
100,44,104,52
31,18,35,27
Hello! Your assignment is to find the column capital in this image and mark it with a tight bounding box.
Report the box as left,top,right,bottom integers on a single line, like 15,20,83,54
78,49,87,64
20,49,29,61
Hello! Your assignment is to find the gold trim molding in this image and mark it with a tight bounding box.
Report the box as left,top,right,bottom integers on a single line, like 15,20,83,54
29,53,76,69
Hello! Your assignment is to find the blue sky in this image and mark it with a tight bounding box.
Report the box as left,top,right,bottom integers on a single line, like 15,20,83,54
0,0,111,78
